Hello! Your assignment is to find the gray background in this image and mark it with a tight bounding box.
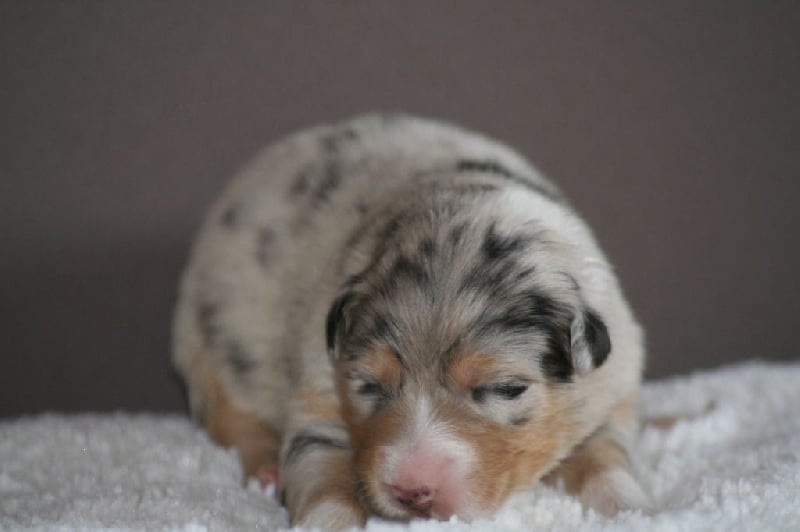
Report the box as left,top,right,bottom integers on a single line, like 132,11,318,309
2,1,798,418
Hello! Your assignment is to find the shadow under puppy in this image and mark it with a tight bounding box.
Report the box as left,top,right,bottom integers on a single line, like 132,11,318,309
173,114,649,527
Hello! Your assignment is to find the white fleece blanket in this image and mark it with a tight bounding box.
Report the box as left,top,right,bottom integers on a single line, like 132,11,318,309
2,362,799,531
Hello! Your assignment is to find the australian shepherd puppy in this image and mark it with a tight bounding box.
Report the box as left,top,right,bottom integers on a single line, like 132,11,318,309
173,114,649,527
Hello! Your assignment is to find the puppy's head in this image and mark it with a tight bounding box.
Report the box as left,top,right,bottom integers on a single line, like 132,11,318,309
326,211,612,520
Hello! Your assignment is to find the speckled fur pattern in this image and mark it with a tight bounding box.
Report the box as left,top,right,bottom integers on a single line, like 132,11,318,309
172,114,648,527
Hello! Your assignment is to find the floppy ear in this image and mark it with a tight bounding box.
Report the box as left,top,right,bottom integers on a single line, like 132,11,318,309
569,308,611,375
325,290,353,360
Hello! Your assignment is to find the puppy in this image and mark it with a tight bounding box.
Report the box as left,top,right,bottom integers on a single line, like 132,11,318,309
173,114,649,527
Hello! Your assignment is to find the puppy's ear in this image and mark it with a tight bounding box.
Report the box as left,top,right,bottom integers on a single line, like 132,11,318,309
325,290,353,360
569,308,611,375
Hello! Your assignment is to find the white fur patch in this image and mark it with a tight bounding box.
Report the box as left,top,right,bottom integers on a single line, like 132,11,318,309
403,395,475,470
375,394,477,518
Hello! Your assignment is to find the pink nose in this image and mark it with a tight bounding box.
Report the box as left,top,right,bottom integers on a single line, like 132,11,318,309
387,484,435,514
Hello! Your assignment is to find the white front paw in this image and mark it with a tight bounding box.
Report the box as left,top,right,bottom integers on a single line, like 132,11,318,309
580,468,653,516
296,499,365,530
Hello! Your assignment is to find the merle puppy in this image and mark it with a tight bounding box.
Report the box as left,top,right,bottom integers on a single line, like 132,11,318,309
173,114,649,528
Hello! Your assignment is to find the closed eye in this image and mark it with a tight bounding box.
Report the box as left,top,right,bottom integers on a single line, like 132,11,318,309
492,383,528,399
357,380,385,397
472,382,529,402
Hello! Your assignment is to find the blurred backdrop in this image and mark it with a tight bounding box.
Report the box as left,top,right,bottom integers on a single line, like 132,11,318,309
2,1,798,417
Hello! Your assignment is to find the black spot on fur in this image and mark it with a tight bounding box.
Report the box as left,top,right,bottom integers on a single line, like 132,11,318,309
367,313,398,346
391,255,429,286
343,311,407,367
583,308,611,368
326,291,353,357
456,159,515,178
291,127,358,205
448,182,500,195
345,210,422,285
313,160,342,203
459,226,536,301
368,257,430,304
288,163,338,203
459,256,520,300
418,238,435,259
448,223,468,246
378,256,431,301
539,313,574,382
196,301,221,346
482,222,532,261
289,169,312,198
530,293,562,320
377,214,405,247
531,295,575,382
541,350,573,382
285,432,348,465
342,213,403,278
475,291,574,382
455,158,562,201
514,266,535,282
226,341,256,373
255,228,276,267
320,127,358,152
219,203,242,227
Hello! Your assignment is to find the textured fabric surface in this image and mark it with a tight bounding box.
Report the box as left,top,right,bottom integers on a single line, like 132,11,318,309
2,362,799,531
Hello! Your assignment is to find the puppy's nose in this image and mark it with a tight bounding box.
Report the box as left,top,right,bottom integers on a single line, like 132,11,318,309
387,484,435,514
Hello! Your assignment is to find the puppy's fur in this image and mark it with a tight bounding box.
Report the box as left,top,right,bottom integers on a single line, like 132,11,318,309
173,114,648,527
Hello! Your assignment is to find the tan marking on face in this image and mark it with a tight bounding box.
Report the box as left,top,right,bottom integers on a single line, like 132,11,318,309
348,398,407,516
360,345,403,390
446,386,578,510
447,351,502,391
440,349,581,511
349,386,578,518
335,344,406,469
336,344,404,442
338,346,585,519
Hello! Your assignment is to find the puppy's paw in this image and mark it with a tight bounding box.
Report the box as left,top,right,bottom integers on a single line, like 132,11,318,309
295,499,366,530
580,468,652,517
250,463,279,487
